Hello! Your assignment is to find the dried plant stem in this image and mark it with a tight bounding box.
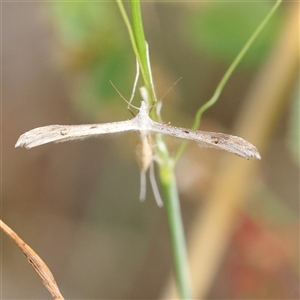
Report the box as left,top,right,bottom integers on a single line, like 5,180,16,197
0,220,65,300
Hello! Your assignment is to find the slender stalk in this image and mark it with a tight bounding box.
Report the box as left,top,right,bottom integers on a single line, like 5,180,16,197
129,3,192,297
130,0,157,104
174,0,282,163
115,0,140,63
159,161,192,299
130,2,149,83
116,1,192,298
116,0,157,104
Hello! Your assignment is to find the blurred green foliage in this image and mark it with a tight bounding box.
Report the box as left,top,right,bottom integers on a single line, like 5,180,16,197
47,2,133,118
184,2,282,68
46,2,282,119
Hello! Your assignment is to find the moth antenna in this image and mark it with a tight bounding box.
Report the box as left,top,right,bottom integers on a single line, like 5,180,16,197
109,80,139,116
156,77,182,121
109,60,141,113
139,170,147,202
149,162,163,207
159,77,182,103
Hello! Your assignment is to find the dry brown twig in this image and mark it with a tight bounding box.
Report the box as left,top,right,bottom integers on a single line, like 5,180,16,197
0,219,65,300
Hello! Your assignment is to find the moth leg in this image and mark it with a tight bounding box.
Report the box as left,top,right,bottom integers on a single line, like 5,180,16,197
139,170,147,202
149,162,163,207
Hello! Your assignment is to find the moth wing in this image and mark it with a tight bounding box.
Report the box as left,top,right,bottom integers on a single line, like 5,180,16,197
15,120,139,149
148,121,261,160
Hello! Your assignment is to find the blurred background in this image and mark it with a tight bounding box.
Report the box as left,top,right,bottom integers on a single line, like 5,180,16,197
2,1,299,299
